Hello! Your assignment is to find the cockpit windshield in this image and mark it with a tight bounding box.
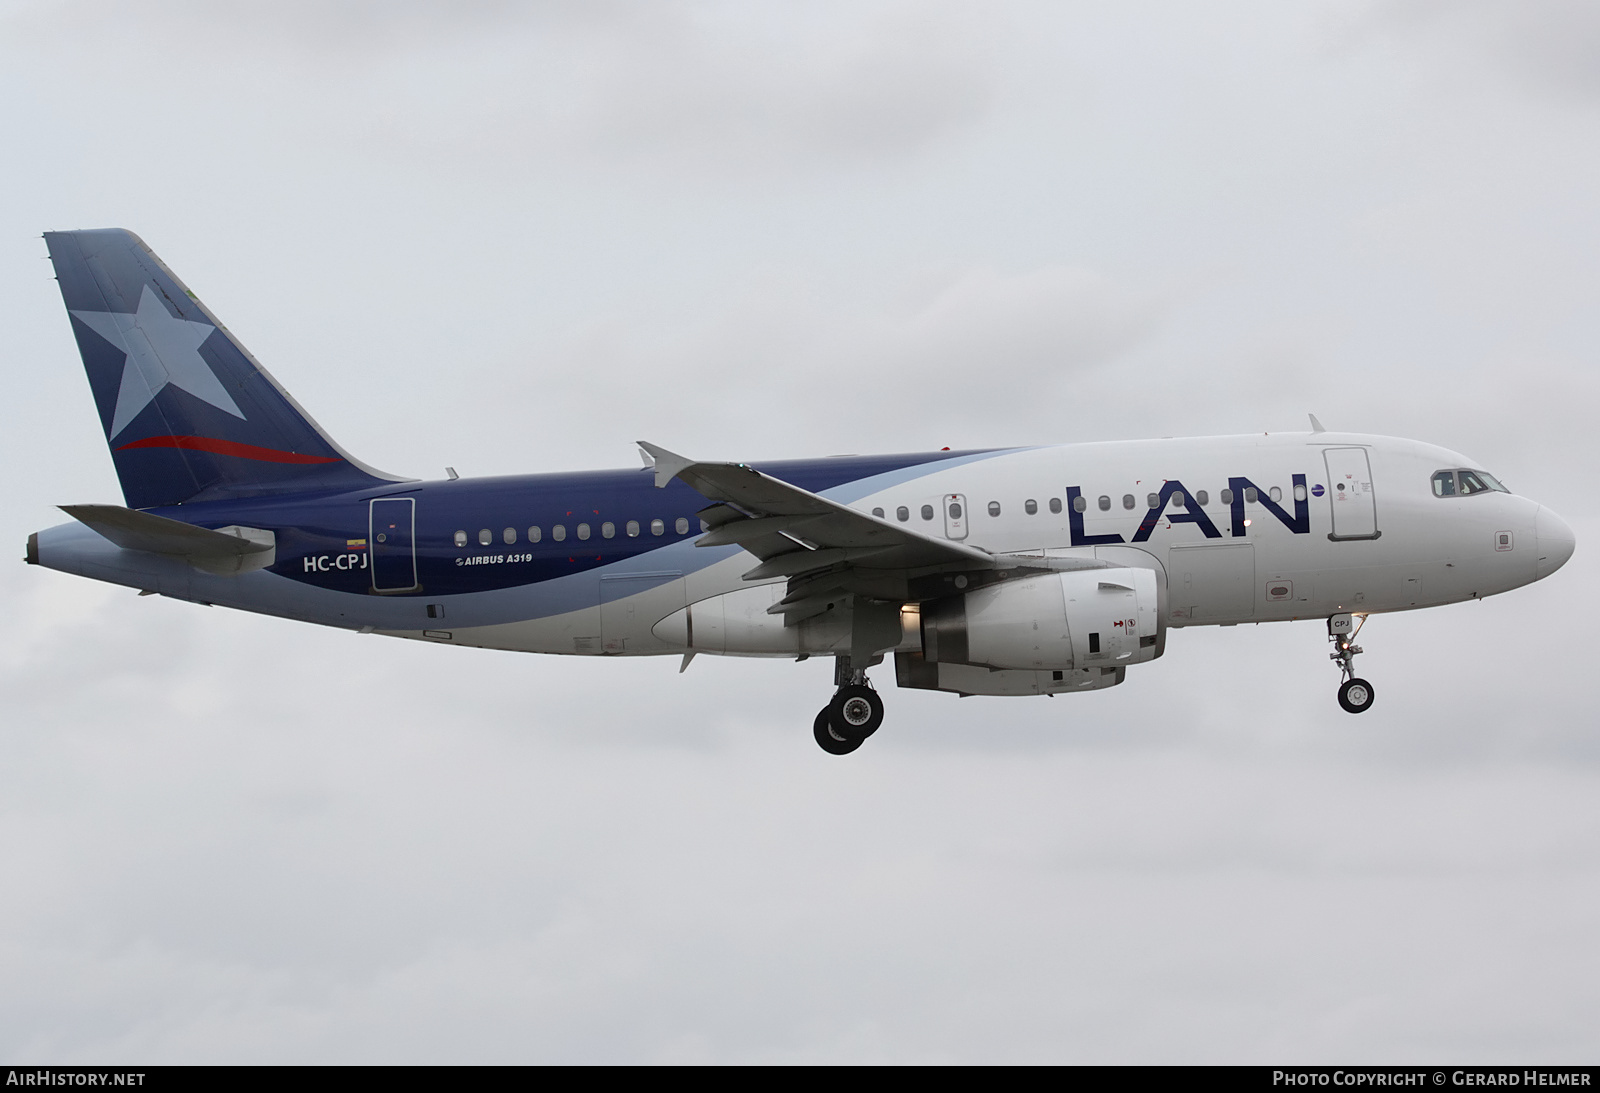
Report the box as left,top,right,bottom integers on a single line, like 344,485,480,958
1432,469,1510,498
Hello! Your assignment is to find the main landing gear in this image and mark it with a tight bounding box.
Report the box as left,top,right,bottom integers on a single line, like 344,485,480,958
812,657,885,755
1328,613,1375,714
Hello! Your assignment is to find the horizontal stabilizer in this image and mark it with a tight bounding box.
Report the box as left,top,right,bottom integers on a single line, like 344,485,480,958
60,504,275,575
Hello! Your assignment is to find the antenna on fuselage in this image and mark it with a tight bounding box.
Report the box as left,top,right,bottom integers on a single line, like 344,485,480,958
1308,414,1327,434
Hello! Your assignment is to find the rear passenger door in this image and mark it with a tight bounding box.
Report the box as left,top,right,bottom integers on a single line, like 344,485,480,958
370,497,419,592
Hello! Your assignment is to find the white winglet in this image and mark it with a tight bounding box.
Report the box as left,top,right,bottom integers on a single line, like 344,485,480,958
1309,414,1326,434
637,441,694,489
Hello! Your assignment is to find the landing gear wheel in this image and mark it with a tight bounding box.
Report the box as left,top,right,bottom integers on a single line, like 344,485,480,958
813,707,862,755
1338,677,1375,714
828,684,884,741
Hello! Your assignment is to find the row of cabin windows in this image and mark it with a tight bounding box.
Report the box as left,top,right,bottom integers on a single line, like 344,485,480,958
453,516,693,548
869,485,1295,523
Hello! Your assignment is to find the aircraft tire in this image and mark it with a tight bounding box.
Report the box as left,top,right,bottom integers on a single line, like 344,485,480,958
829,684,884,740
814,707,863,755
1338,678,1375,714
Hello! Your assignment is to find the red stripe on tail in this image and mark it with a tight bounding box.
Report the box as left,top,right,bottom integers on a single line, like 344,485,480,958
115,435,343,465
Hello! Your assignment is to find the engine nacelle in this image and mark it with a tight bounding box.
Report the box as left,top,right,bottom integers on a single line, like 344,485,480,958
920,567,1161,672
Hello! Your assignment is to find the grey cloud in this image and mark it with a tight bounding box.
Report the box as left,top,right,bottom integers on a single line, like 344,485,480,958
1364,0,1600,102
512,263,1161,458
15,0,995,173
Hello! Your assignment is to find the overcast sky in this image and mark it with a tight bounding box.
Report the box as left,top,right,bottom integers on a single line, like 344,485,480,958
2,0,1597,1063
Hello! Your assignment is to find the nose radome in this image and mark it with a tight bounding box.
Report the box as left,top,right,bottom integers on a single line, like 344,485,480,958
1535,506,1576,580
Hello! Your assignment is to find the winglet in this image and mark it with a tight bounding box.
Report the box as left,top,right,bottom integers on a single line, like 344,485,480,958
637,441,694,489
1309,414,1326,434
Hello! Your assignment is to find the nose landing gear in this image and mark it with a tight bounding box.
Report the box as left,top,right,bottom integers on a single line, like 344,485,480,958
812,656,886,755
1329,613,1374,714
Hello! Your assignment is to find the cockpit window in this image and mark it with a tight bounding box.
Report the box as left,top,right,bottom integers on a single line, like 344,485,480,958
1433,469,1510,498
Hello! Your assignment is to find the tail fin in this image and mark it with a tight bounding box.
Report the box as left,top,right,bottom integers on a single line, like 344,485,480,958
44,229,404,509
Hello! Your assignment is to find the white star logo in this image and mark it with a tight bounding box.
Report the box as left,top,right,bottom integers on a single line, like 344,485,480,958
72,285,245,440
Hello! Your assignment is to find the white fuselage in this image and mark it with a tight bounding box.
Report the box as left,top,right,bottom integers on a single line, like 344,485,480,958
439,431,1570,660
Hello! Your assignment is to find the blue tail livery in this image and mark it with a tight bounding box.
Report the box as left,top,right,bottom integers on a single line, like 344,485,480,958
27,230,1577,753
45,229,402,509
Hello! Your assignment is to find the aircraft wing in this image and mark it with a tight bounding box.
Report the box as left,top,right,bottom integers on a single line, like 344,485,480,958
640,442,1000,621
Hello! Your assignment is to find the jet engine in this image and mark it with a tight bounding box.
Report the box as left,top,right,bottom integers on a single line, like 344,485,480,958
896,567,1163,696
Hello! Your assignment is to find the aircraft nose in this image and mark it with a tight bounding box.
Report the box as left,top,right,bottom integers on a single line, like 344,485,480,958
1535,506,1576,580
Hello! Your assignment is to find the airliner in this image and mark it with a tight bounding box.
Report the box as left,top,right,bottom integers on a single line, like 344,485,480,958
26,230,1577,754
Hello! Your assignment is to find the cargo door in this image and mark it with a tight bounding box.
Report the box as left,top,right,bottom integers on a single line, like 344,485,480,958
601,572,684,653
1169,542,1255,620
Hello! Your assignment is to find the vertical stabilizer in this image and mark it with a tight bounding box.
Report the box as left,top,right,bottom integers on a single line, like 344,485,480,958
45,229,403,509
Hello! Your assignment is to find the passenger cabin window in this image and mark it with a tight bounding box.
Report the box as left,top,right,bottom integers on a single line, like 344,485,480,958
626,520,640,537
1050,497,1064,514
528,526,542,543
1098,495,1111,511
1269,486,1282,502
676,517,690,534
948,502,963,519
897,506,910,522
1123,494,1135,510
1172,492,1185,508
1196,490,1209,506
601,522,615,539
1147,493,1159,508
553,525,567,541
503,527,516,545
454,530,468,547
651,519,665,536
1221,489,1234,504
871,507,884,518
577,523,591,540
1244,487,1258,503
478,528,492,546
1025,499,1038,515
1070,496,1085,513
988,501,1001,517
920,504,934,521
